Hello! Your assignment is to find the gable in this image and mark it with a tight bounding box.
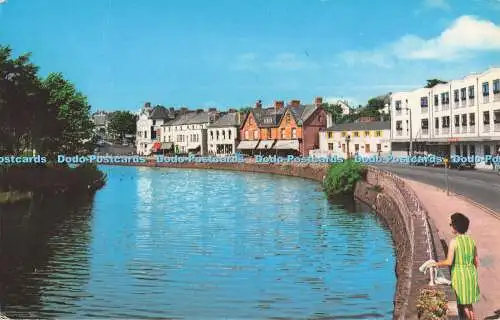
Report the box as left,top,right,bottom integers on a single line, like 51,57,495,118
241,112,258,130
303,107,326,126
277,108,298,128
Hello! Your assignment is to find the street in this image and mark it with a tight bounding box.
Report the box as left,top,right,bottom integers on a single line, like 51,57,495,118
372,164,500,214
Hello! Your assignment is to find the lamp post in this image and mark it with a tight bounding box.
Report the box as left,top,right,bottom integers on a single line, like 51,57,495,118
346,135,351,159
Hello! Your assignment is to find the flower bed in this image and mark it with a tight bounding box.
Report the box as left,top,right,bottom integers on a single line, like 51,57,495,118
416,287,449,319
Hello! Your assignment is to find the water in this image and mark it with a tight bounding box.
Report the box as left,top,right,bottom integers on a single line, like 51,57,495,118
0,166,396,319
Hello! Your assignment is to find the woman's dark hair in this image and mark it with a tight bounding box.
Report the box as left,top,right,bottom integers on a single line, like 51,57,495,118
451,212,470,234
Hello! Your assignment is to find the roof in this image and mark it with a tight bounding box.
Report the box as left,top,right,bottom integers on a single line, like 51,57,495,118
326,121,390,131
209,112,241,127
163,111,218,125
149,106,172,119
243,104,319,128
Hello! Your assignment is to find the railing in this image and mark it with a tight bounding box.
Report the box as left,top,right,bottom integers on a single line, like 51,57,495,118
483,96,490,104
483,124,491,133
441,127,450,135
469,125,476,133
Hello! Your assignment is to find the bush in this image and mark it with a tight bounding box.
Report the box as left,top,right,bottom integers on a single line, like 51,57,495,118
323,159,367,197
416,288,448,319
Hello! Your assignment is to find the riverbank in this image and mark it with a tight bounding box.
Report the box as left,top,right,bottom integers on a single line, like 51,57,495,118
106,160,455,319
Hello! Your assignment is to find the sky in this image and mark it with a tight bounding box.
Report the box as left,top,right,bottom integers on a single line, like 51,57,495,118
1,0,500,112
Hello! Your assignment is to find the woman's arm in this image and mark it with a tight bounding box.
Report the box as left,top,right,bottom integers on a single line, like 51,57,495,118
435,239,456,267
474,246,479,268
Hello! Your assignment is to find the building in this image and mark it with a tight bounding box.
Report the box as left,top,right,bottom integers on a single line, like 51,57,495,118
237,97,327,156
319,120,391,157
135,103,176,155
207,110,242,155
160,108,220,155
390,67,500,168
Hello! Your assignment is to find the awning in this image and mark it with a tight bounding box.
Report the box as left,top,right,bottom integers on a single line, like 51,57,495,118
273,139,300,150
256,140,275,149
160,142,173,150
237,140,259,149
188,145,201,151
152,142,161,151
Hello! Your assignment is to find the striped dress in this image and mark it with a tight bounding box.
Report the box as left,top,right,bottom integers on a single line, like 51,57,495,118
451,234,480,305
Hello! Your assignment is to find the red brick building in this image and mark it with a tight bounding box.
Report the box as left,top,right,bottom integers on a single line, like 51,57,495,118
237,97,327,156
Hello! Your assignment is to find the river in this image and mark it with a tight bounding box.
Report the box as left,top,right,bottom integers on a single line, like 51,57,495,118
0,166,396,319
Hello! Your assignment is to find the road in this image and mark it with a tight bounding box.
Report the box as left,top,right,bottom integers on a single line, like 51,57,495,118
372,164,500,213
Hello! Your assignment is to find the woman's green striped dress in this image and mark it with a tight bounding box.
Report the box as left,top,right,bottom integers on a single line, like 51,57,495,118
451,234,480,305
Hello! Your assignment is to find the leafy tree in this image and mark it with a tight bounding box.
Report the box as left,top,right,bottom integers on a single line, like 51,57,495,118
321,103,347,124
108,110,137,139
238,106,253,113
425,79,447,88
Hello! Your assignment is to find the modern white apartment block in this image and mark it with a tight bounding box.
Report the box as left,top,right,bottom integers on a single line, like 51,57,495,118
390,67,500,167
160,109,220,155
207,111,242,155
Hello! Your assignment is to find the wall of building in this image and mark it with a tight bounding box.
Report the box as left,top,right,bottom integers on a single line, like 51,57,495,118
321,129,391,157
207,127,239,155
302,108,327,155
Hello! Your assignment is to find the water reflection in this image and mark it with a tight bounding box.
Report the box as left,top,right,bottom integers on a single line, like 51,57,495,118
0,166,396,319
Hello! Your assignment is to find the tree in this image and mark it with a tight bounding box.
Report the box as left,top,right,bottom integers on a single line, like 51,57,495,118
321,103,345,124
425,79,447,88
108,111,137,139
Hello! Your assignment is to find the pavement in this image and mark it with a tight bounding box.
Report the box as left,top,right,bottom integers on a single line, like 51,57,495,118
403,179,500,319
373,164,500,214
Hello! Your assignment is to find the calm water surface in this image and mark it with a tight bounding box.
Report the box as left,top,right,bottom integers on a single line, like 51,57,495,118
0,166,396,319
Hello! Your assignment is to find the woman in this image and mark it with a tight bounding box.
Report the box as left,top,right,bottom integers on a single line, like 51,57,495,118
432,212,480,320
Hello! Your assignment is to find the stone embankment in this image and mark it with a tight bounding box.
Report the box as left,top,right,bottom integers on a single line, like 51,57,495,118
109,160,456,319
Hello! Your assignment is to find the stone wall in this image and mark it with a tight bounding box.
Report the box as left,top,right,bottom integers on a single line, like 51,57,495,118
109,161,455,319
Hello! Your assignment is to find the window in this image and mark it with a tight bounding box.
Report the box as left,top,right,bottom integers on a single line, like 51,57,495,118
328,132,333,139
461,114,467,126
280,128,286,139
454,115,459,127
434,95,439,106
461,88,466,100
253,130,259,139
454,89,459,102
375,131,382,137
291,128,297,138
353,131,360,137
365,144,371,152
210,131,213,140
441,92,449,104
216,130,220,140
245,130,249,139
421,96,429,107
470,144,476,156
377,144,382,152
455,145,460,155
286,113,291,124
469,113,475,126
396,121,402,130
494,79,500,94
222,130,226,140
442,116,450,128
152,120,156,125
267,128,272,138
395,100,402,110
328,143,334,150
421,119,429,129
354,144,359,152
483,111,490,125
468,86,475,98
228,130,232,140
482,82,489,96
364,131,370,137
434,117,439,129
341,131,347,137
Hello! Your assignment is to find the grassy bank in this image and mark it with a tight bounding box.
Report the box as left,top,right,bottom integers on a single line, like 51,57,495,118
0,163,106,204
323,159,367,198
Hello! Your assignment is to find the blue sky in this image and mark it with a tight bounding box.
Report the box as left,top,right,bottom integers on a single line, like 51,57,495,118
1,0,500,112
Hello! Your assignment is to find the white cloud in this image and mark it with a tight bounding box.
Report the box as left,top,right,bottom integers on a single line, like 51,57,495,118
423,0,450,10
0,0,7,4
230,53,258,71
265,53,319,71
338,15,500,66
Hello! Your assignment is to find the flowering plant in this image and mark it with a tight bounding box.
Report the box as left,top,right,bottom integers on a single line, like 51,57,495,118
416,288,448,319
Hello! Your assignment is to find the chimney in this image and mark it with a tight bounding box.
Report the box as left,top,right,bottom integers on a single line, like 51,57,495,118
290,99,300,108
274,100,284,111
314,97,323,106
237,112,241,125
255,100,262,109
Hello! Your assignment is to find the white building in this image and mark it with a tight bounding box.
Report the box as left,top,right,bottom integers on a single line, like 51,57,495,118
390,67,500,168
160,109,219,155
135,103,173,155
318,121,391,158
207,111,242,155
